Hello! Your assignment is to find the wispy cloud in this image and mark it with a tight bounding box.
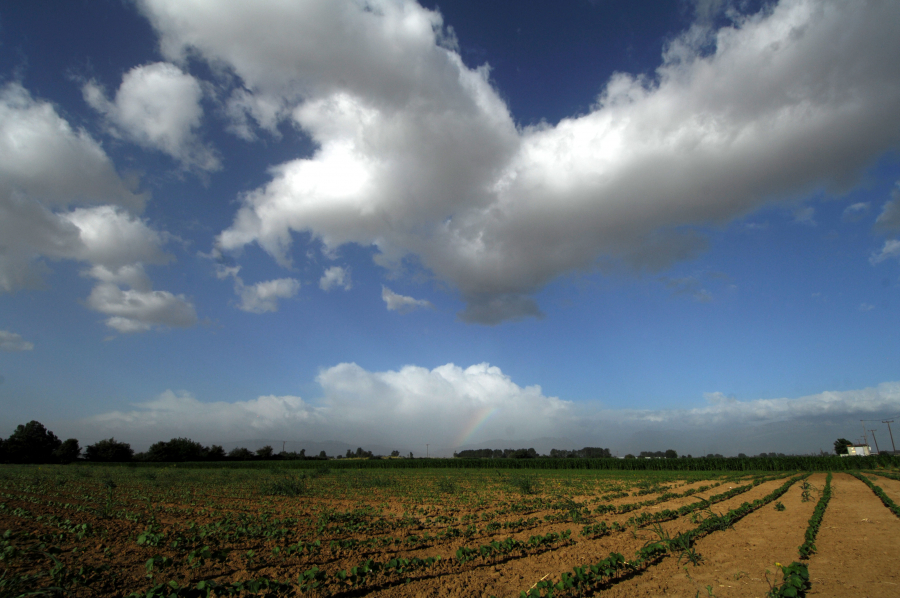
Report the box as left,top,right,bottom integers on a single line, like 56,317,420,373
382,286,433,313
0,330,34,352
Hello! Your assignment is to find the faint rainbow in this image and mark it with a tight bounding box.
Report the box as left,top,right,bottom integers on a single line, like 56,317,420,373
454,407,499,447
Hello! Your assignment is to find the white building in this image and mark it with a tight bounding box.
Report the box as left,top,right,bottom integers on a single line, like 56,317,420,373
841,444,872,457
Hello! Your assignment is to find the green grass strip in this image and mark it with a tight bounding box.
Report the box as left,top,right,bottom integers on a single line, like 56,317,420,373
798,472,832,559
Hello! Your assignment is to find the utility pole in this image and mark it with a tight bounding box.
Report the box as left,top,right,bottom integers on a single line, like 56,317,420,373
869,429,880,454
862,421,869,448
426,444,429,458
883,420,896,453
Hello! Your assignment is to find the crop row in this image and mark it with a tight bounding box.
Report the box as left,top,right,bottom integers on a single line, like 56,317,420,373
797,472,832,559
509,474,808,597
849,472,900,518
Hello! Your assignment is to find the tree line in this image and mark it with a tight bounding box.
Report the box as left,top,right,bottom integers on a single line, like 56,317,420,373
0,421,335,464
453,447,613,459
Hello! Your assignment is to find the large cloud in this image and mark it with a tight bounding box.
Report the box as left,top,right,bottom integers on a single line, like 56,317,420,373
138,0,900,323
83,62,219,171
0,83,196,331
67,361,900,455
73,362,571,447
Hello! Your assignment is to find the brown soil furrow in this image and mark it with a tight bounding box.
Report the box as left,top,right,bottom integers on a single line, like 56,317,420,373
360,477,795,598
603,473,822,597
807,472,900,597
868,472,900,506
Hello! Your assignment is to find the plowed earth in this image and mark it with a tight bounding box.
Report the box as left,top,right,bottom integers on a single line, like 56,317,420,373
1,467,899,597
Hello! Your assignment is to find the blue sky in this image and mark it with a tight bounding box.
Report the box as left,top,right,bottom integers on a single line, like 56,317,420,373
1,0,899,456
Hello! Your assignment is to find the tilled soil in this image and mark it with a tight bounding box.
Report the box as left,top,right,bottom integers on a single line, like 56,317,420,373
365,476,796,597
806,473,900,597
603,473,825,597
3,469,900,597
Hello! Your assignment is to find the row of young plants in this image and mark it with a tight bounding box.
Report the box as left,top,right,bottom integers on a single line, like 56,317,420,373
593,474,777,517
625,476,777,527
797,472,832,559
506,474,809,597
849,471,900,518
129,530,571,597
758,473,840,598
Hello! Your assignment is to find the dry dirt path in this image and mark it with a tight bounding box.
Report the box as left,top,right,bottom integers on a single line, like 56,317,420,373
601,473,820,598
807,472,900,597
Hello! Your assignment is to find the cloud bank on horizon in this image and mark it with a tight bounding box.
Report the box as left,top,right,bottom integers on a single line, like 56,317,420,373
133,0,900,323
64,362,900,454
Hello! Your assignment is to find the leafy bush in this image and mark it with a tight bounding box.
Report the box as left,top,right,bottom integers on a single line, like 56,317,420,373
766,562,810,597
264,476,307,497
436,477,457,494
510,475,539,495
85,438,133,462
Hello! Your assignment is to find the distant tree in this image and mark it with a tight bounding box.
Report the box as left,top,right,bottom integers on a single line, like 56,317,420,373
0,438,5,462
578,447,612,458
409,452,414,459
256,445,274,459
54,439,81,463
318,450,327,459
455,449,493,459
833,438,852,455
665,449,678,459
299,448,306,458
85,438,133,462
228,447,253,460
4,421,62,464
391,450,400,457
624,454,635,459
207,445,226,461
738,453,748,459
147,438,208,462
346,449,353,458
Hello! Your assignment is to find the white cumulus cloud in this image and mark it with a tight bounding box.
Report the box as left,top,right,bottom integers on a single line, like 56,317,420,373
238,278,301,313
134,0,900,324
87,283,197,333
319,266,351,291
83,62,219,171
382,286,432,313
68,361,900,455
75,362,570,447
0,330,34,352
0,83,194,333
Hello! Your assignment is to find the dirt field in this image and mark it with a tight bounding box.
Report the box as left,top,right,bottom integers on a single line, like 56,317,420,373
1,465,898,597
